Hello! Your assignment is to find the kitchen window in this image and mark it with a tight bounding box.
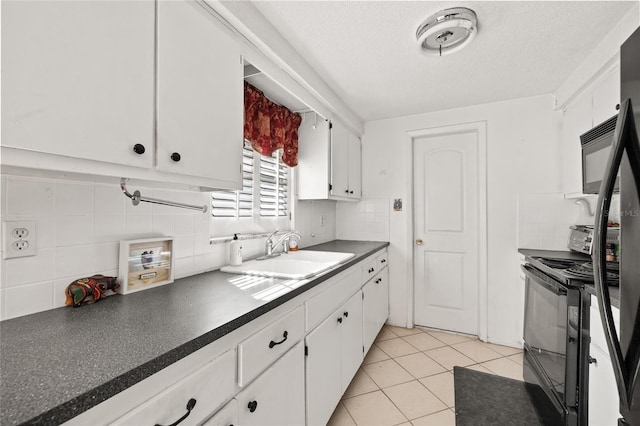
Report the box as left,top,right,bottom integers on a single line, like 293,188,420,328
211,143,290,237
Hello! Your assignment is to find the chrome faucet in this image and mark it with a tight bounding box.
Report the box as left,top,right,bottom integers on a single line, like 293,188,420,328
265,230,301,257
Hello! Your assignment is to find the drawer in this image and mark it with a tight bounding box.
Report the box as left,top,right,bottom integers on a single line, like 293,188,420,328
363,258,378,282
306,266,362,331
202,398,237,426
111,349,236,426
377,251,388,270
238,305,304,387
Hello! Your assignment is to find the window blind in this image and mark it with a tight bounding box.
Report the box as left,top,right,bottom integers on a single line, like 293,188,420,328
259,151,288,217
211,145,254,217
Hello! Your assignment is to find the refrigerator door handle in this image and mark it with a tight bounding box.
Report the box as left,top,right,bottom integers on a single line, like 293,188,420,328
593,98,640,411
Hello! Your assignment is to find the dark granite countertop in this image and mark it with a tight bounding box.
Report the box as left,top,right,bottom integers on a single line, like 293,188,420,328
0,240,389,426
517,249,620,308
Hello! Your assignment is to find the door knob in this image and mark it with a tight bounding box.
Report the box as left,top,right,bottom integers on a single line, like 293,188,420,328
416,238,423,245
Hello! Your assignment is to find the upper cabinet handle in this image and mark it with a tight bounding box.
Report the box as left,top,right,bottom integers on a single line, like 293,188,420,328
171,152,182,162
133,144,145,155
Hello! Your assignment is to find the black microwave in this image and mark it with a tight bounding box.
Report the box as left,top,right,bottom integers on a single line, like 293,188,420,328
580,114,620,194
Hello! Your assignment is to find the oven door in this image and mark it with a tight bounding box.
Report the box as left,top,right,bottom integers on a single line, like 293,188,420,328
522,264,581,416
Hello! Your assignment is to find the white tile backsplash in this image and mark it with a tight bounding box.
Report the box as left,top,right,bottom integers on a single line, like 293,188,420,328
3,281,54,320
517,193,576,250
4,248,56,288
337,198,390,242
1,174,338,320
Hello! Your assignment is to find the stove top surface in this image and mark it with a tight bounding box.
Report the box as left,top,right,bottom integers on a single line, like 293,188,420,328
529,256,619,285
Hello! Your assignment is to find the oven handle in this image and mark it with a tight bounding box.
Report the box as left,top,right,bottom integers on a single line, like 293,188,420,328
593,98,640,411
520,264,567,296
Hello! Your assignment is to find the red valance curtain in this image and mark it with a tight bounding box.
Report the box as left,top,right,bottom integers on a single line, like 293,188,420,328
244,81,302,167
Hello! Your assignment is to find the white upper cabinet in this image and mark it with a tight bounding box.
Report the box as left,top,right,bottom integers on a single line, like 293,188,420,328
1,0,155,168
562,65,620,196
156,0,243,186
2,0,243,191
330,120,350,197
347,132,362,199
298,114,362,201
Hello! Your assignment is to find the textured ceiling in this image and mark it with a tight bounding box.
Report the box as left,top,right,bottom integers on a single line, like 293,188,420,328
251,1,636,122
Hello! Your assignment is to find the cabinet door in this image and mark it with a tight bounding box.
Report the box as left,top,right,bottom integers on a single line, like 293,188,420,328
330,121,350,197
592,66,620,127
562,94,592,195
347,133,362,199
202,399,237,426
297,115,331,200
363,268,389,353
157,0,243,187
236,342,305,426
340,291,364,393
306,309,343,426
1,1,154,168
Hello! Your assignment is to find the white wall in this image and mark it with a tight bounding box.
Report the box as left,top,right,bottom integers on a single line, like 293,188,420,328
361,94,562,347
0,175,336,320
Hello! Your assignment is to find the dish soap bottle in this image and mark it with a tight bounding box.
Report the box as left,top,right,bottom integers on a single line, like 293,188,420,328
229,234,242,266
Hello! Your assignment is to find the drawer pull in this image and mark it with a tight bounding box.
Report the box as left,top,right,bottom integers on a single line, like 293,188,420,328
155,398,196,426
368,268,375,273
375,278,382,284
589,356,598,365
248,400,258,413
268,331,288,348
337,317,343,324
381,259,386,263
343,311,349,318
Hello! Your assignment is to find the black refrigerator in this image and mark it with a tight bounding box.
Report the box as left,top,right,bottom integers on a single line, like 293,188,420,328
593,26,640,426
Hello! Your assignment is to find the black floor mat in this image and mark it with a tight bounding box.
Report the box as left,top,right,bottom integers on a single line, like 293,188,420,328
453,366,563,426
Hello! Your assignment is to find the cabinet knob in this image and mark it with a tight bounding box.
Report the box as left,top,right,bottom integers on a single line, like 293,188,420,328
171,152,182,162
350,190,354,194
337,317,343,324
345,189,349,194
588,355,598,365
616,104,620,110
248,400,258,413
133,144,146,155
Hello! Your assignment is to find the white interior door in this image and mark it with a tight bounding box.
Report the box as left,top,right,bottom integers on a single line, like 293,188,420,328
413,130,479,335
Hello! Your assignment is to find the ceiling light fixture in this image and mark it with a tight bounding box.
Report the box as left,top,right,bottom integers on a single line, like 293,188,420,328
416,7,478,57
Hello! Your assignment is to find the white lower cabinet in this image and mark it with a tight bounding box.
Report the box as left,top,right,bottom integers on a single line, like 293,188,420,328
202,399,237,426
236,342,305,426
306,291,364,426
363,267,390,353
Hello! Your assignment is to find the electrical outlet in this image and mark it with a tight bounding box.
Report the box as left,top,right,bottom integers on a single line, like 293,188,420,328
3,221,36,259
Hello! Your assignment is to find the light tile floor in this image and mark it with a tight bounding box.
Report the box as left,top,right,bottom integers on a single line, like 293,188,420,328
328,325,523,426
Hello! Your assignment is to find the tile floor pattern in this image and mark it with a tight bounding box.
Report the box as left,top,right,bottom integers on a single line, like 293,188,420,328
327,325,523,426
